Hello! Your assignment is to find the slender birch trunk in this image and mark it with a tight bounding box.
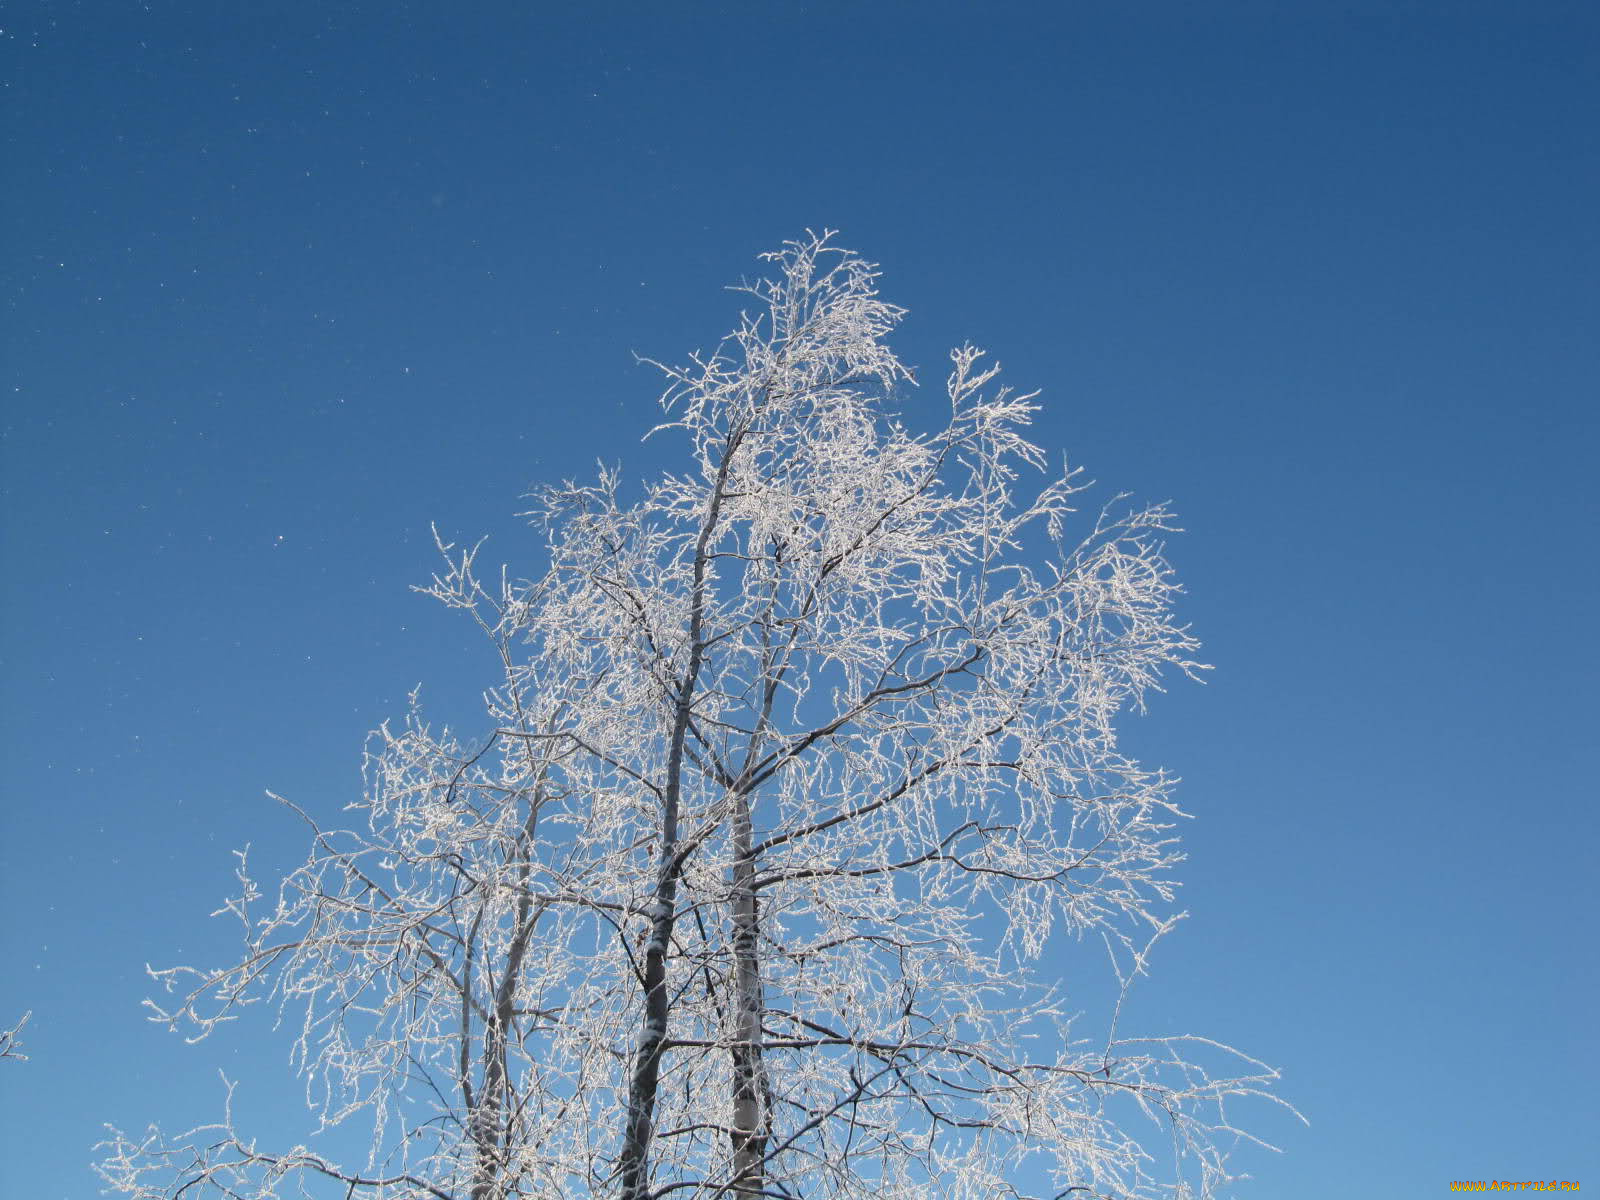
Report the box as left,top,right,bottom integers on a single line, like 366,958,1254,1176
728,789,766,1195
471,784,547,1200
618,427,742,1200
618,841,683,1200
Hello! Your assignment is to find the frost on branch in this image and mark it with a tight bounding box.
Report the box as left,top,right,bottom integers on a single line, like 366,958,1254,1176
100,233,1294,1200
0,1011,28,1061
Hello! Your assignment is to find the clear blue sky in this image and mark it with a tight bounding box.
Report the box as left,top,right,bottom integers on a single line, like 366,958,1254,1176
3,2,1596,1195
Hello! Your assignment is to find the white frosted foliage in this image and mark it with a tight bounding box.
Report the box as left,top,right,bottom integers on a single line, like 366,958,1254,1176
98,234,1293,1200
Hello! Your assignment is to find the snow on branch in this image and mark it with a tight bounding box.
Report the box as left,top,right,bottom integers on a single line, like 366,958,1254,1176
101,234,1292,1200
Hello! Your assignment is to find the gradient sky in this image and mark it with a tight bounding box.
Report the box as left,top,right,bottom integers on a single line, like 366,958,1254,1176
3,2,1597,1196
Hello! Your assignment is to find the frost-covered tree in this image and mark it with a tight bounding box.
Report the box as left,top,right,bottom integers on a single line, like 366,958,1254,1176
99,235,1290,1200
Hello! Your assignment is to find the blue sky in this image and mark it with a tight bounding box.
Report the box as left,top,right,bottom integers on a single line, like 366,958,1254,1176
3,1,1596,1195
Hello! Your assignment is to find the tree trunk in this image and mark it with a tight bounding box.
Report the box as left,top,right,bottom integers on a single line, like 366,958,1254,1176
619,424,741,1200
619,877,681,1200
728,789,767,1195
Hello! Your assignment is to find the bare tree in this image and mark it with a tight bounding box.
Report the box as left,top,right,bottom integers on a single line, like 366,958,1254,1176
99,235,1292,1200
